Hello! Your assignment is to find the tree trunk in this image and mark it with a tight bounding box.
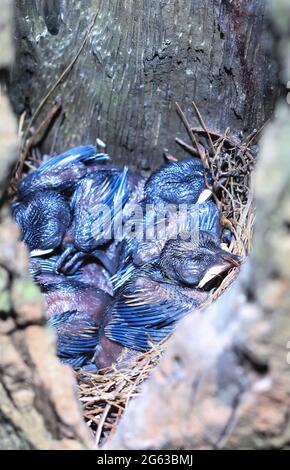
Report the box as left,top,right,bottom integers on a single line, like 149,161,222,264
10,0,279,170
2,0,289,451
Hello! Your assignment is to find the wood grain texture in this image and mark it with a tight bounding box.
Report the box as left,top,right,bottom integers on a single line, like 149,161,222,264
10,0,280,170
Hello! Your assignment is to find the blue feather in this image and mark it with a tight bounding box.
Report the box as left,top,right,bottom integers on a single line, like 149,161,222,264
19,145,110,197
72,167,130,250
38,145,109,173
48,311,99,368
198,201,221,237
104,270,196,351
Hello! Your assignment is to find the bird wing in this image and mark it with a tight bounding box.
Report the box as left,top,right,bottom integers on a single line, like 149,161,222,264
110,237,139,290
19,145,109,197
104,275,200,351
111,206,178,289
198,201,221,237
72,167,129,251
48,310,99,368
111,260,136,291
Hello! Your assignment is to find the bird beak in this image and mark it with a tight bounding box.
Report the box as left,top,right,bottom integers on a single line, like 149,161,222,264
96,153,111,162
30,248,55,258
197,189,212,204
198,252,241,288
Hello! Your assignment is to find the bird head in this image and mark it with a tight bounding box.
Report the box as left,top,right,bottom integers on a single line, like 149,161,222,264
159,230,241,288
144,157,210,205
12,190,71,255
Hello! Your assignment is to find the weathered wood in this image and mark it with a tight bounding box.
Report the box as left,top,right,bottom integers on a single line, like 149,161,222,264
10,0,280,170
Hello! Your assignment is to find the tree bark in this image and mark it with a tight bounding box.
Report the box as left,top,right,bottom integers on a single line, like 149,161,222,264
10,0,280,170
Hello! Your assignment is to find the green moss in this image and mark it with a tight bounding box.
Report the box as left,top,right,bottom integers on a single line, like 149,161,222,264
13,279,40,302
0,290,11,313
22,281,39,300
0,267,9,291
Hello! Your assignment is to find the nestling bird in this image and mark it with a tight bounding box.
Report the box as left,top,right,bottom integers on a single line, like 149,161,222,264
112,157,212,289
143,157,210,205
112,199,222,290
13,190,72,255
12,145,138,273
42,280,112,369
12,145,109,253
30,253,113,295
93,230,240,369
13,147,239,372
16,145,109,198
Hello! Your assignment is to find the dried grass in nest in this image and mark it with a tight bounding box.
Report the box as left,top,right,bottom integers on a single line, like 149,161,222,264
78,346,164,446
12,99,257,446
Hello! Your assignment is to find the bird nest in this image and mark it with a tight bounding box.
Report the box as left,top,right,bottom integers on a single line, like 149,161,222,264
12,102,257,447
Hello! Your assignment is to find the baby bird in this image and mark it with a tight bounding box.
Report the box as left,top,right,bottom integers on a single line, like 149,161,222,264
16,145,109,198
54,165,131,273
30,254,113,295
112,199,222,290
42,280,112,369
143,157,210,205
12,145,109,253
13,190,72,255
12,145,134,273
112,157,214,286
93,230,240,370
